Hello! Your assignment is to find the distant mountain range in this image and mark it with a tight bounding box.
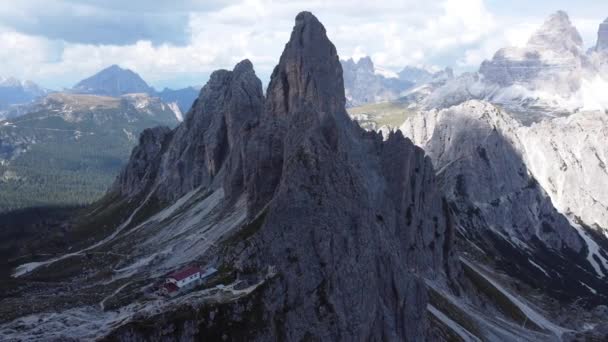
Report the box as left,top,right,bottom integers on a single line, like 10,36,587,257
341,56,453,107
0,92,179,212
71,65,199,115
0,65,199,212
421,11,608,121
0,77,49,119
0,66,200,121
71,65,200,114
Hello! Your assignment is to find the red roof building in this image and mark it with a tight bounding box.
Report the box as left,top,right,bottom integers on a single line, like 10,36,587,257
169,266,201,282
166,266,202,289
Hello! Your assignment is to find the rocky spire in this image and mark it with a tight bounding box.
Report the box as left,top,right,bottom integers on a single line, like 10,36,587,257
265,11,347,121
596,17,608,51
232,11,454,340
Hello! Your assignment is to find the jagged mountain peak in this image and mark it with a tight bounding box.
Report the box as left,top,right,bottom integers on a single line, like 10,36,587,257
232,58,255,74
356,56,374,69
527,10,582,52
266,11,346,120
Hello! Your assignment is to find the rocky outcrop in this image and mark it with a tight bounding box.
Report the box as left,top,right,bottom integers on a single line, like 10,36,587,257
402,101,583,251
519,110,608,235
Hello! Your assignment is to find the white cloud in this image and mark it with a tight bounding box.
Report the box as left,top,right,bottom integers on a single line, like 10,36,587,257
0,0,606,89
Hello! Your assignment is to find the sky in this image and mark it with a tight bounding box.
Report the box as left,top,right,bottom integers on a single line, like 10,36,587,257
0,0,607,90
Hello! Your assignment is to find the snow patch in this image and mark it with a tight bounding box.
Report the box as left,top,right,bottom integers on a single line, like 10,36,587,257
528,259,550,277
579,281,598,294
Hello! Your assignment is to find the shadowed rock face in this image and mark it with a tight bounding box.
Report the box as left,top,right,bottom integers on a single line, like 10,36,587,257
114,126,172,198
266,12,348,121
597,18,608,51
109,11,455,341
114,59,264,202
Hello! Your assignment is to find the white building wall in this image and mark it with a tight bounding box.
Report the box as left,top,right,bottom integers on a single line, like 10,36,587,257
176,272,201,288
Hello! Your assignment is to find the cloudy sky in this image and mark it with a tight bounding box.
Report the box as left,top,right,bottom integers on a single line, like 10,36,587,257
1,0,607,90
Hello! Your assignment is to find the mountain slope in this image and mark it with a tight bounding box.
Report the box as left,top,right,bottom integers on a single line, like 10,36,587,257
0,93,179,212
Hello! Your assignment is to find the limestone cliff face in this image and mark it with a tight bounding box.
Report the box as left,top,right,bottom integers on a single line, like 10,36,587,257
401,100,608,305
108,11,455,341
